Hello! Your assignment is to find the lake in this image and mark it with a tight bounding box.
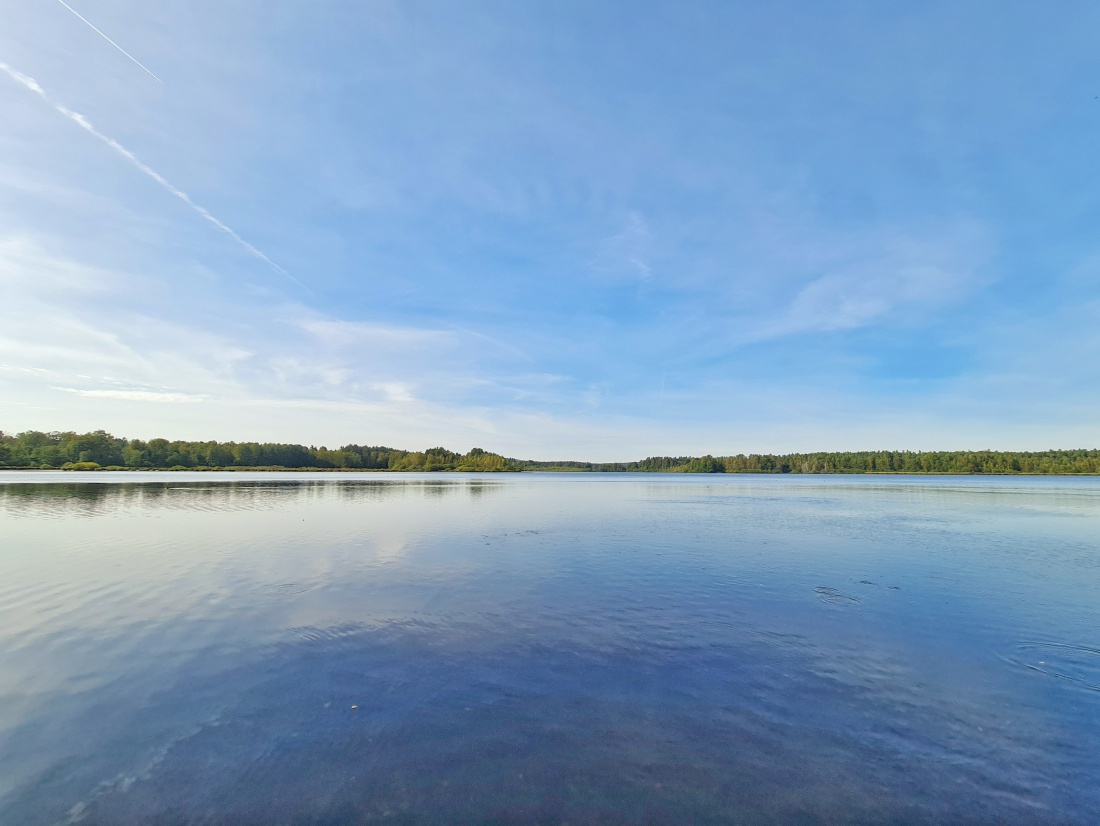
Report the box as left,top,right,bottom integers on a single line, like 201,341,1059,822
1,472,1098,824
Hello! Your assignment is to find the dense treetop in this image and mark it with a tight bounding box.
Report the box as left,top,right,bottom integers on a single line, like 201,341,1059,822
1,430,1098,474
0,431,515,472
513,451,1100,475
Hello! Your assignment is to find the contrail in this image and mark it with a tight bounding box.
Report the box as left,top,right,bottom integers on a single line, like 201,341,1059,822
54,0,162,83
0,61,308,291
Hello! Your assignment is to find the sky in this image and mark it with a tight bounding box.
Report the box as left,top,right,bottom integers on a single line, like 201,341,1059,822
1,0,1098,460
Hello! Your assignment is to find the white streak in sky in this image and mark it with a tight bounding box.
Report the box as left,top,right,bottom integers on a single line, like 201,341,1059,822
0,61,308,291
54,0,162,83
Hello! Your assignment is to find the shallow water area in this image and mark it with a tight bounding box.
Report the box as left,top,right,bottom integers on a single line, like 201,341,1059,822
1,471,1098,824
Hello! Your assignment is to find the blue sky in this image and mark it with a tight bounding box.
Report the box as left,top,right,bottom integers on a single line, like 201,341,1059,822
1,0,1098,459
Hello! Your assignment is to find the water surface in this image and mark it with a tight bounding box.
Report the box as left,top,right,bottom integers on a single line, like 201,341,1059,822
1,472,1098,824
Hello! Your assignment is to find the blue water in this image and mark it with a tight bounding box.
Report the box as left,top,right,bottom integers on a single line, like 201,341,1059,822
1,472,1098,824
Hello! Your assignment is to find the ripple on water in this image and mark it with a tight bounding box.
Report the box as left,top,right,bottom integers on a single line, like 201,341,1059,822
1003,642,1100,691
265,583,312,595
813,586,861,605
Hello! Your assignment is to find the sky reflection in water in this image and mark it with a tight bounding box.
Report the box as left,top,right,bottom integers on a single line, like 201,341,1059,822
1,472,1098,824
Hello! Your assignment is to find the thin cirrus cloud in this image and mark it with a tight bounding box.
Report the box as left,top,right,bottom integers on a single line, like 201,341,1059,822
296,319,455,350
0,236,506,436
737,223,993,343
753,262,966,341
58,388,209,404
0,62,303,291
2,2,1099,455
590,213,654,281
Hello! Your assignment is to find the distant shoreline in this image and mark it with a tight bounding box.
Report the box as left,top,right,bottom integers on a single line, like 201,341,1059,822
3,430,1099,475
2,467,1099,477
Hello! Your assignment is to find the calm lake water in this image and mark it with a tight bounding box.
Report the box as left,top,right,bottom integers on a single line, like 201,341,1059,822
1,472,1098,825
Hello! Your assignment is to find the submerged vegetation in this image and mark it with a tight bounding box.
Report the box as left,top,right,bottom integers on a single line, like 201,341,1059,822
0,430,1098,474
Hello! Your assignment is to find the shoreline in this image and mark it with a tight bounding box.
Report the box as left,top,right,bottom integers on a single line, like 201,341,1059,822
2,467,1099,477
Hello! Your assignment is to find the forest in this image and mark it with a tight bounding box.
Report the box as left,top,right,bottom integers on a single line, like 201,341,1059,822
513,450,1100,475
0,431,516,472
1,430,1099,474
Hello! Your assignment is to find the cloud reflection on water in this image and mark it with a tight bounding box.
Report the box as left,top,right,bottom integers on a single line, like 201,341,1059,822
0,474,1098,823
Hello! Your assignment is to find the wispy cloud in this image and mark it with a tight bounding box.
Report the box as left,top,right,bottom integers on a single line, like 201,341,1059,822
0,235,118,294
590,213,653,280
371,382,416,403
57,388,208,403
742,224,992,342
53,0,162,83
297,319,452,349
3,2,1098,456
780,264,956,333
0,61,305,291
0,238,511,437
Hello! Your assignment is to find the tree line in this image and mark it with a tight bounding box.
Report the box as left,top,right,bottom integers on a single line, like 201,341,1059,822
0,431,516,472
1,430,1098,474
513,450,1100,474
